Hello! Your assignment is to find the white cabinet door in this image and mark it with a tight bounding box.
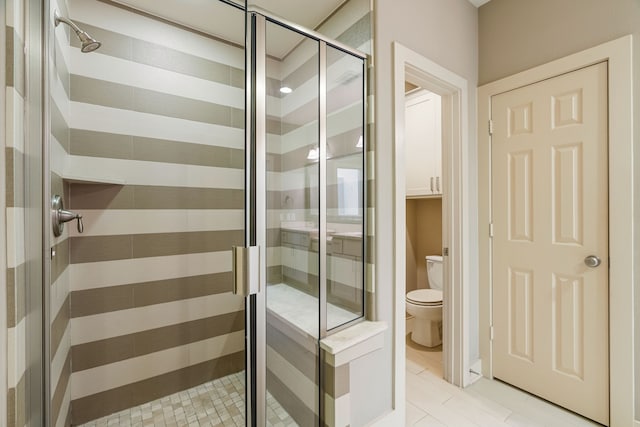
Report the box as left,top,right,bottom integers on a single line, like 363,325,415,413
405,90,442,197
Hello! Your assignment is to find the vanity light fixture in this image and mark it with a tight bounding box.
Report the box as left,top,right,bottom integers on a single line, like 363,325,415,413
280,86,293,94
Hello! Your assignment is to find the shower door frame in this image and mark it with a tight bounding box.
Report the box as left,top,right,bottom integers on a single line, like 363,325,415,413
244,7,368,426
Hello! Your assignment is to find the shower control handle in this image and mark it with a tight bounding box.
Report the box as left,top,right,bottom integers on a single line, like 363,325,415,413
52,195,84,237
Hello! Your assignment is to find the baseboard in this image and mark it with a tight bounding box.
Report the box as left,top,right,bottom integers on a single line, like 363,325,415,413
468,359,483,385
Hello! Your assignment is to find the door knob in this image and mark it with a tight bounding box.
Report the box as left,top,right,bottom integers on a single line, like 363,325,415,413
584,255,601,268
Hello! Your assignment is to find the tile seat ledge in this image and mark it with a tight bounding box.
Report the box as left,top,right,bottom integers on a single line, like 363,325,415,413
320,321,387,367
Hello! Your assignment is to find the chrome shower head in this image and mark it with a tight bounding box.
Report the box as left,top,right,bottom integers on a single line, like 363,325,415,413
54,10,102,53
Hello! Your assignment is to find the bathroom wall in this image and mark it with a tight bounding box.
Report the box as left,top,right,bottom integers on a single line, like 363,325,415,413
49,0,73,425
478,0,640,84
63,1,245,423
374,0,479,419
479,1,640,420
405,198,442,292
4,0,27,425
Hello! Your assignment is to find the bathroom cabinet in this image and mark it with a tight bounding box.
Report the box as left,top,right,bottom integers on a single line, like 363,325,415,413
405,89,442,197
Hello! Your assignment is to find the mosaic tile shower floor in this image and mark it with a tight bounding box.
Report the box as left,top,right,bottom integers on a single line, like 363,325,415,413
78,372,297,427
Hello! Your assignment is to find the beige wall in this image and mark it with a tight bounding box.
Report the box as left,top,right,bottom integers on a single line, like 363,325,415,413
406,198,442,292
479,0,640,84
374,0,478,417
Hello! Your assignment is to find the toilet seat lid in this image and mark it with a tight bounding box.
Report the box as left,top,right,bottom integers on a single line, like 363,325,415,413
406,289,443,306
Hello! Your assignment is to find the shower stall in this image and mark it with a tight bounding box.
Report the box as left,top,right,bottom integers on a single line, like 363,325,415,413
11,0,371,425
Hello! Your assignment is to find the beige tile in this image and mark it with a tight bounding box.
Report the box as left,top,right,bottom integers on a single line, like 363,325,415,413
413,414,447,427
51,101,70,151
50,296,70,360
69,235,133,264
441,395,510,427
72,353,245,424
406,370,451,408
131,135,243,168
51,352,71,426
69,183,134,210
70,129,133,160
406,401,427,426
70,22,133,61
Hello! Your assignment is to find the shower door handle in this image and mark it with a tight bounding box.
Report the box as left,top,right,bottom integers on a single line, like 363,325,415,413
232,246,261,297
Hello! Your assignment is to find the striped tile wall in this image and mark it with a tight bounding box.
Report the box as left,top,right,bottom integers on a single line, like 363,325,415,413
36,0,375,424
50,0,74,425
5,0,27,425
64,0,247,423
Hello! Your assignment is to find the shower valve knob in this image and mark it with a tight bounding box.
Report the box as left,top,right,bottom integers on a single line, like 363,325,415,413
52,195,84,237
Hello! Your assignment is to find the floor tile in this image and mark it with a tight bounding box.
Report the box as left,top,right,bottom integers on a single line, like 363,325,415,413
413,415,447,427
406,402,428,426
405,340,604,427
77,372,295,427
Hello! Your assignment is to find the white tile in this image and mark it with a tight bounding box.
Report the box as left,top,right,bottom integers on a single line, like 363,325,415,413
413,415,447,427
65,154,244,190
5,87,24,151
404,345,602,427
266,345,317,410
70,48,244,108
6,207,25,268
71,292,243,344
406,357,425,375
70,251,233,291
505,412,544,427
71,331,244,399
69,209,245,237
406,370,452,409
70,102,244,151
68,0,244,67
442,396,510,427
406,402,427,426
417,373,511,421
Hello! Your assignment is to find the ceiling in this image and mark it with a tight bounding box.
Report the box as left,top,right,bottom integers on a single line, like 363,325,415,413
111,0,488,58
111,0,346,59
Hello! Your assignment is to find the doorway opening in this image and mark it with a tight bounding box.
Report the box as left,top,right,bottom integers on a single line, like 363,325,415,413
404,85,446,378
391,44,475,418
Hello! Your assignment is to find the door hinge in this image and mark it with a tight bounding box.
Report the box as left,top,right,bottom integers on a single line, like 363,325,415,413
490,325,494,341
488,119,494,135
443,247,449,256
489,222,494,238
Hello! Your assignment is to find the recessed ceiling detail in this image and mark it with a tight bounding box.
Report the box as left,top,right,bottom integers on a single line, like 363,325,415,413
468,0,491,7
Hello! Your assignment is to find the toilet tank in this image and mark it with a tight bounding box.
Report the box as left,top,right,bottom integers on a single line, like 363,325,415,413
425,255,443,290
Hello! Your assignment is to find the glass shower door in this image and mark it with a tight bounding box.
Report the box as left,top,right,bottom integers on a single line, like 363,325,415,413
250,11,367,426
45,1,251,425
263,19,321,427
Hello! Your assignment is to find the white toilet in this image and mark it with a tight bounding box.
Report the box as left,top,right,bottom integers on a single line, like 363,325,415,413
406,255,443,347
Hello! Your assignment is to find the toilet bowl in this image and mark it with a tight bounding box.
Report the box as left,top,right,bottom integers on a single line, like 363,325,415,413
406,255,443,347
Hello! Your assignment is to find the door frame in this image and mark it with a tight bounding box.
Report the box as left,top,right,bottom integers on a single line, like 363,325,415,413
390,41,474,422
478,35,635,426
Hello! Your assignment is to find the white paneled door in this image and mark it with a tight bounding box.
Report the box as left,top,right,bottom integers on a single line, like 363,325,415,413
491,62,609,425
